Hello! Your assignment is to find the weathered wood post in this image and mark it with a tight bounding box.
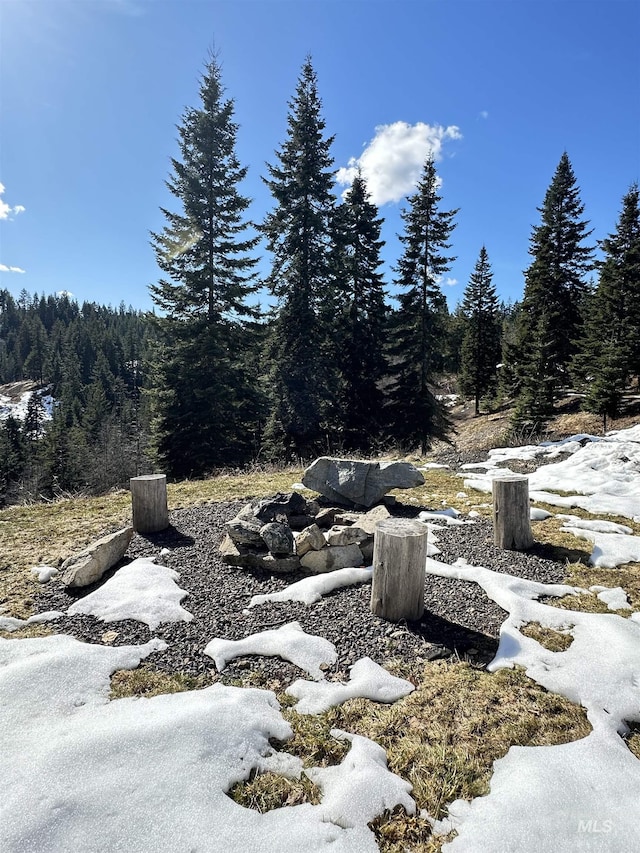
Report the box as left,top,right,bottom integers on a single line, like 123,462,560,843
370,518,429,622
492,474,534,550
130,474,170,534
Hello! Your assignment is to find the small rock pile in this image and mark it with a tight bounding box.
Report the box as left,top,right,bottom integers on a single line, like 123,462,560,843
220,491,393,575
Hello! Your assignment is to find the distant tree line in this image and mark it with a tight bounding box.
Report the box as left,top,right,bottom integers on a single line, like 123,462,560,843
0,290,152,504
2,55,638,500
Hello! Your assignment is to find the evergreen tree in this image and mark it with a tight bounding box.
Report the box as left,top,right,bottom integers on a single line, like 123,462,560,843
149,54,260,477
458,247,502,414
261,57,336,459
573,183,640,428
329,171,388,450
0,416,25,504
511,152,594,428
386,155,457,453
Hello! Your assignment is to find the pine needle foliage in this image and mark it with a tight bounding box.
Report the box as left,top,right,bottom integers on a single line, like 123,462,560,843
511,153,594,430
458,246,502,415
148,54,262,477
573,183,640,429
260,58,337,461
387,156,457,454
328,170,388,450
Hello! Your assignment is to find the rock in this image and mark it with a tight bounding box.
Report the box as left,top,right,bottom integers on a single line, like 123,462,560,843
359,539,374,562
314,507,337,529
287,514,316,531
219,535,300,573
334,511,363,525
225,516,263,547
295,524,327,557
60,527,133,588
302,457,425,507
254,492,307,523
300,544,364,574
358,504,392,535
260,522,295,556
261,554,301,574
325,525,367,547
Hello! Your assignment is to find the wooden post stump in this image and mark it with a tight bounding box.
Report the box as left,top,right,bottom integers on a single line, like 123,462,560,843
370,518,428,622
492,475,534,550
130,474,169,534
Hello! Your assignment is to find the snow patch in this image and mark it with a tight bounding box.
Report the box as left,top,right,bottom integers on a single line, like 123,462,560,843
67,557,193,630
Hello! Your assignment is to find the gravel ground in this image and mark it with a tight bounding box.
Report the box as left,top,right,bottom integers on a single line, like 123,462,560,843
35,499,566,686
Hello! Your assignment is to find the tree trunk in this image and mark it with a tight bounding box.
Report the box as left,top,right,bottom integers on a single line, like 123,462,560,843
370,518,428,622
130,474,169,533
492,475,534,550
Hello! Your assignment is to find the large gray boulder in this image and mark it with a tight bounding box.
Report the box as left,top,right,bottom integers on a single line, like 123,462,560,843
302,457,425,507
60,527,133,588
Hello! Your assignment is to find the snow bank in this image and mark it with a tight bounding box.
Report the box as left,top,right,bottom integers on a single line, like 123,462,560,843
561,527,640,568
0,610,63,633
249,566,373,607
424,558,640,852
463,433,640,520
67,557,193,629
204,621,337,680
287,656,414,714
0,634,413,853
589,585,632,611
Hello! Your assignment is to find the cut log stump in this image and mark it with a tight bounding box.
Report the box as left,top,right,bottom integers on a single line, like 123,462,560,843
370,518,428,622
130,474,169,534
492,475,534,550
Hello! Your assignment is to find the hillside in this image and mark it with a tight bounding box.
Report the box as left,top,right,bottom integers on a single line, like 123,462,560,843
1,417,640,850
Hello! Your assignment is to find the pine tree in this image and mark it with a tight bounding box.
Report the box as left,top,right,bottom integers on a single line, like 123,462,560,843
387,155,457,454
573,183,640,428
458,247,502,415
329,171,388,450
261,57,336,460
511,152,594,428
149,54,260,477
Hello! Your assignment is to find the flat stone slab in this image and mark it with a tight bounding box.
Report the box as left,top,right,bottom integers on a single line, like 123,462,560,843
302,457,425,508
61,527,133,588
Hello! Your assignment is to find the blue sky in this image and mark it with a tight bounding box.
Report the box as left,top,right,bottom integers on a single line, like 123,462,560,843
1,0,638,313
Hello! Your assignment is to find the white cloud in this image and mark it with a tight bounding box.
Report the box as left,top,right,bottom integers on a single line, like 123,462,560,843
0,264,26,274
480,110,489,120
57,290,74,298
0,183,26,220
444,277,458,287
336,121,462,206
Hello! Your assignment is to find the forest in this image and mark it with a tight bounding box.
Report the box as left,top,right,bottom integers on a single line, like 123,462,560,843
1,56,638,506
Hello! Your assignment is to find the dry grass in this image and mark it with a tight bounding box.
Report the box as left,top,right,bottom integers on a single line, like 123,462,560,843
3,452,639,846
225,660,591,851
391,468,488,518
519,622,574,652
229,772,322,812
109,667,213,699
0,470,304,621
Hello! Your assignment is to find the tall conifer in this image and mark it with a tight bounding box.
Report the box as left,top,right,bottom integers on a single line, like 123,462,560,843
149,55,260,477
387,156,457,453
458,247,501,415
574,183,640,428
261,58,336,459
511,152,594,428
330,171,388,450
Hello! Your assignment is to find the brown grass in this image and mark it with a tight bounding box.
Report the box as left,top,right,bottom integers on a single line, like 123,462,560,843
3,451,639,848
520,622,574,652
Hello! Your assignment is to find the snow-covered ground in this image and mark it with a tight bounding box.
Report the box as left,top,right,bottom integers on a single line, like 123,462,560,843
2,424,640,851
